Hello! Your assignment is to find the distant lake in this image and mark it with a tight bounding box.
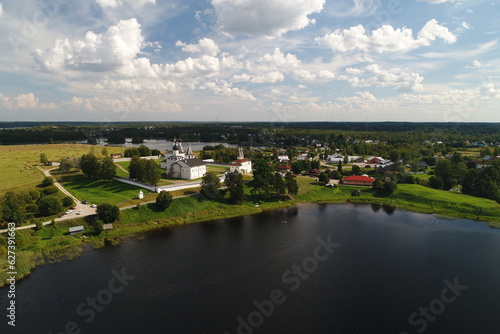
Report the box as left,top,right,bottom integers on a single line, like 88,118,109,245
2,204,500,333
75,139,238,151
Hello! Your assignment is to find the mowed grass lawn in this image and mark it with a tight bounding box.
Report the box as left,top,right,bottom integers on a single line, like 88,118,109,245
0,144,124,196
52,170,149,205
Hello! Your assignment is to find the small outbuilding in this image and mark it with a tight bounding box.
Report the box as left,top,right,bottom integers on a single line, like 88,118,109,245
69,226,84,235
138,190,144,199
103,223,114,231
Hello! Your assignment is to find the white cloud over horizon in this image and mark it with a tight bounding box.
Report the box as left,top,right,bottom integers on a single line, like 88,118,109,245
0,0,498,121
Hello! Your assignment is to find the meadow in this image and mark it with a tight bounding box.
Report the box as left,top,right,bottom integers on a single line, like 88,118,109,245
0,144,124,196
51,170,150,206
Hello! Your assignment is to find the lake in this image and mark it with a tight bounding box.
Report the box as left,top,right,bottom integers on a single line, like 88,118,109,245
1,203,500,333
75,139,238,151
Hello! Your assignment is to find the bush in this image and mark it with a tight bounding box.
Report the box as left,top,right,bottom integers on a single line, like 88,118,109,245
383,180,398,194
37,196,63,216
62,196,74,207
41,177,54,187
42,186,59,195
156,191,173,210
96,203,120,224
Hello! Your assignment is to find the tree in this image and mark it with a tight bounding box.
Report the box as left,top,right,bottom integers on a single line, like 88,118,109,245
318,172,330,185
131,136,143,144
273,172,286,197
201,172,221,199
42,185,59,195
96,203,120,224
429,176,444,190
93,218,104,235
99,156,116,180
41,176,54,187
383,180,398,194
156,191,173,210
142,160,161,185
62,196,74,207
226,171,245,204
124,148,141,157
337,161,343,172
128,155,144,180
101,148,109,157
40,153,48,165
59,158,72,172
372,179,384,190
35,220,44,230
252,159,273,196
138,145,151,157
151,149,161,156
1,191,25,224
37,196,63,216
285,172,299,196
291,161,303,174
351,165,361,175
80,152,101,179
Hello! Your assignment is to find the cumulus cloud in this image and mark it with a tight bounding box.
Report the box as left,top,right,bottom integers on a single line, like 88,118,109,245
95,0,155,8
339,64,424,91
0,2,4,17
416,0,454,4
325,0,381,17
176,38,220,57
317,19,456,54
211,0,325,37
33,18,143,74
465,60,491,69
200,81,256,100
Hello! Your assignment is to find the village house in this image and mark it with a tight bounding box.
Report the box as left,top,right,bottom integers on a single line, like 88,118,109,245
341,175,375,186
48,161,60,166
348,156,364,163
277,165,292,173
376,160,398,172
277,155,290,163
327,153,344,163
110,153,123,159
366,156,384,164
296,153,309,161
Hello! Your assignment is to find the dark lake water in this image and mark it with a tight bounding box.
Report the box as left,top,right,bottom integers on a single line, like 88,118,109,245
2,203,500,334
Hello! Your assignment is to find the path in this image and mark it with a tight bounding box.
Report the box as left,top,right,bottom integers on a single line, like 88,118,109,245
114,163,129,175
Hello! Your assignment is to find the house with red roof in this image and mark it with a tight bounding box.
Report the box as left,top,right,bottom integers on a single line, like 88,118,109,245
341,175,375,186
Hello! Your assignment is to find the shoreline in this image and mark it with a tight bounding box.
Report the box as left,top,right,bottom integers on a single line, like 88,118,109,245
1,184,500,287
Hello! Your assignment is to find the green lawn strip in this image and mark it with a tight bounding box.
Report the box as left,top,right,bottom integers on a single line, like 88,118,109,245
52,170,148,205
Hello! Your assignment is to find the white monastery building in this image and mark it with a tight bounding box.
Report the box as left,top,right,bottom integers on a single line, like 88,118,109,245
229,148,252,174
161,139,206,180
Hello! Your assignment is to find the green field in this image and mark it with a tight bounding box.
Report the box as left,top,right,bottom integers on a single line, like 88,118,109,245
0,144,124,196
51,170,149,205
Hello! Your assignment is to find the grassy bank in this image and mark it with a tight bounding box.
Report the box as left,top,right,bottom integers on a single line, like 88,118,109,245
294,177,500,226
2,176,500,287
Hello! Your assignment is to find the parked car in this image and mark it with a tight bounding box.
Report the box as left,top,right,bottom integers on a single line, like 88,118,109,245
90,204,97,208
76,210,83,215
71,206,76,210
81,200,88,204
65,209,72,214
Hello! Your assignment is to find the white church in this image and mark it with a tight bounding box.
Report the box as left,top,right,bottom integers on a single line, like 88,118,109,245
161,139,207,180
229,148,252,174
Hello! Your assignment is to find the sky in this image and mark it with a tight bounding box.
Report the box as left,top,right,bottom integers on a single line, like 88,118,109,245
0,0,499,122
